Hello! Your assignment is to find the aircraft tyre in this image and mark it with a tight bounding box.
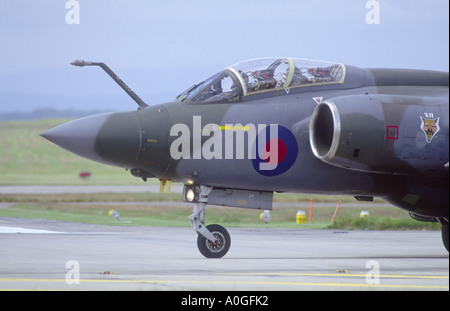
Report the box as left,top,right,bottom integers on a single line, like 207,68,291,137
442,223,449,252
197,224,231,258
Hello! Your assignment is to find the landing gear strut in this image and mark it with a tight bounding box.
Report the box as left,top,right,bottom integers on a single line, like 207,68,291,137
187,186,231,258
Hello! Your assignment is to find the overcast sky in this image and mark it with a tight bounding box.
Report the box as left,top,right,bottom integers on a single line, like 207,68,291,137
0,0,448,113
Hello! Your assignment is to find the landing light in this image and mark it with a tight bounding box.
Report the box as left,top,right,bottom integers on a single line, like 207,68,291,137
186,189,196,202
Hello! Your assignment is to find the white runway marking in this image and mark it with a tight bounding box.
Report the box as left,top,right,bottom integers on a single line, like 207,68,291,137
0,226,63,234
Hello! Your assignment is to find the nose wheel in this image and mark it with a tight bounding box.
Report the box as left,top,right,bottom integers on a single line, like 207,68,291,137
186,185,231,258
197,224,231,258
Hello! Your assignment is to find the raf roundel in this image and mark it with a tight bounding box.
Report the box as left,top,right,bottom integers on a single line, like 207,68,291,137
252,125,298,176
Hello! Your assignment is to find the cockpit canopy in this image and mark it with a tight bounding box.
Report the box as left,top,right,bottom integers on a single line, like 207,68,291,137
176,57,346,103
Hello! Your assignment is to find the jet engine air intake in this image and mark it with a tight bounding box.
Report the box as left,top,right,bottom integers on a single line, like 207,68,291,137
309,101,340,162
310,95,399,174
310,94,449,175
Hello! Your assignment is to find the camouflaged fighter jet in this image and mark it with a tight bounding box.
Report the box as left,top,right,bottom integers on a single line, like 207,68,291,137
41,57,449,258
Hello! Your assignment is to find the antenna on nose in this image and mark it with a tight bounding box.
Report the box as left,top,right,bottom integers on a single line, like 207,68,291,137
70,60,149,109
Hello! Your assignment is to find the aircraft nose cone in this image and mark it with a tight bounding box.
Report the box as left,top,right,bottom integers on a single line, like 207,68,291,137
41,113,113,164
41,112,141,168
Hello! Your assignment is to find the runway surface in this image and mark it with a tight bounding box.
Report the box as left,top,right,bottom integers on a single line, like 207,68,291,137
0,217,448,291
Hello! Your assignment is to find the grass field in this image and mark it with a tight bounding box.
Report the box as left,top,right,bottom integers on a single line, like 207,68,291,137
0,119,144,185
0,119,441,230
0,193,440,230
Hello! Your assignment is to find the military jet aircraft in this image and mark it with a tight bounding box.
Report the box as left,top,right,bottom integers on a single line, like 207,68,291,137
41,57,449,258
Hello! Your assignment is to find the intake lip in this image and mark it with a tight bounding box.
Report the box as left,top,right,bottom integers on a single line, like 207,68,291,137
309,101,341,162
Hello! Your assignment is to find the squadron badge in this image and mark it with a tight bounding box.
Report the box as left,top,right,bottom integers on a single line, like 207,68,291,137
420,114,440,143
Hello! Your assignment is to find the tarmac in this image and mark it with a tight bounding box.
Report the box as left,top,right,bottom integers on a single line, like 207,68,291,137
0,217,448,291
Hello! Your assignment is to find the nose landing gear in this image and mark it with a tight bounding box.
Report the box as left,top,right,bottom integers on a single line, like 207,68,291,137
187,186,231,258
